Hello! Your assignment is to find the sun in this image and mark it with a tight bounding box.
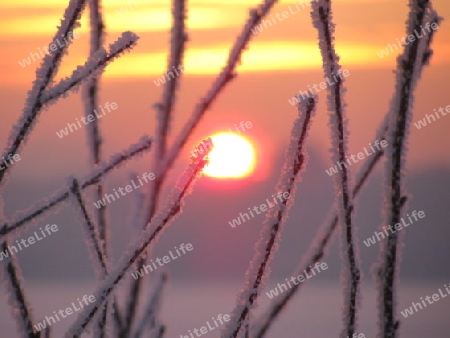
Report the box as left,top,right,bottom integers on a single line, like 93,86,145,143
203,132,256,179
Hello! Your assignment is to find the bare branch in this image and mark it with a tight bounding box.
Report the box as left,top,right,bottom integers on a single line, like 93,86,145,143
66,140,211,336
0,0,88,186
0,240,38,337
41,32,139,106
311,1,361,335
377,2,441,337
0,137,152,240
224,98,316,337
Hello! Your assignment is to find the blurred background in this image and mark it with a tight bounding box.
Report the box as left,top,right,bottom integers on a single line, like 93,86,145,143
0,0,449,336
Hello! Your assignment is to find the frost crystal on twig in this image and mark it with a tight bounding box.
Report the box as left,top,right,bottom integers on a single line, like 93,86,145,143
224,97,316,337
41,32,139,106
0,0,88,186
311,1,362,336
133,272,168,338
0,136,152,240
0,240,38,337
376,1,442,337
65,140,211,336
161,0,279,176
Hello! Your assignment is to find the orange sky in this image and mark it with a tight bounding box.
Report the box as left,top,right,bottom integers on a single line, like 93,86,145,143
0,0,449,181
2,0,449,82
1,4,449,337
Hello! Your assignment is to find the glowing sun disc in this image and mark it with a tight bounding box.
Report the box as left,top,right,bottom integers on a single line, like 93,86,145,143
203,133,255,178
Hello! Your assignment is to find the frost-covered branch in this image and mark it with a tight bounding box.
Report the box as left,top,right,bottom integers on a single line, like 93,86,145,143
0,240,38,337
82,2,110,334
161,0,279,177
126,2,280,328
69,178,108,277
42,326,51,338
377,2,441,337
0,136,152,240
223,97,316,337
85,0,105,167
121,175,148,336
122,173,147,328
154,0,187,166
65,139,211,336
84,0,107,255
69,177,112,336
133,272,168,338
253,11,439,335
0,0,87,186
147,0,188,224
254,2,440,336
70,178,127,335
41,31,139,106
311,1,362,336
252,218,337,337
251,125,386,337
252,111,389,337
154,325,166,338
126,1,187,333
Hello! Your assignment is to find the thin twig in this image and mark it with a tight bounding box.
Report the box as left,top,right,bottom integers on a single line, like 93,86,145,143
154,325,165,338
120,176,146,336
311,1,361,336
252,150,382,337
0,0,88,186
133,272,168,338
66,140,211,336
160,0,279,179
42,326,51,338
70,178,126,336
83,1,110,334
126,3,280,329
0,137,152,239
224,97,316,337
0,240,38,337
41,32,139,106
154,0,187,166
85,0,107,257
70,178,108,277
242,14,440,335
253,4,441,335
378,2,440,337
125,0,187,334
127,5,280,325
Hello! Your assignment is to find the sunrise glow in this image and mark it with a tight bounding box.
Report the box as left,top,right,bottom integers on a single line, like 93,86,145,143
203,133,255,179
